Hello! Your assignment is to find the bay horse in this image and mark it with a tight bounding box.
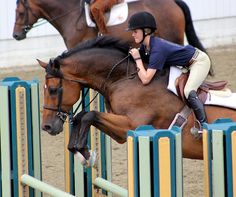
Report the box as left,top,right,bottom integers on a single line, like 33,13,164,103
13,0,206,52
38,36,235,163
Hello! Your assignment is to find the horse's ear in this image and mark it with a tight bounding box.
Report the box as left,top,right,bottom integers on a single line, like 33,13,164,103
37,59,47,69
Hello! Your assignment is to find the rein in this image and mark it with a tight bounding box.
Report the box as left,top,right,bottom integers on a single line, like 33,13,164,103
44,53,134,122
104,54,131,82
32,6,81,28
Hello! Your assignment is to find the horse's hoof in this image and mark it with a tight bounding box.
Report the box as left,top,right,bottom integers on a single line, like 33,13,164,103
190,127,202,140
67,146,77,154
86,150,97,168
75,150,97,168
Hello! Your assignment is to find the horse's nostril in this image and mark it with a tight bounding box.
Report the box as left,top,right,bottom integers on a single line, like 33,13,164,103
43,124,52,131
13,34,18,39
12,33,26,40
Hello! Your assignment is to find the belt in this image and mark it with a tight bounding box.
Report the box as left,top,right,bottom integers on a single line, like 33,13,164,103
188,49,200,67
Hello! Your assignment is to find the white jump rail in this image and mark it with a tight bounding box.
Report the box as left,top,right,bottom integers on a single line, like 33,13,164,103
93,177,128,197
21,174,75,197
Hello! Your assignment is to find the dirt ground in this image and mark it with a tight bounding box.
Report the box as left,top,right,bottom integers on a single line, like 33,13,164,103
1,44,236,196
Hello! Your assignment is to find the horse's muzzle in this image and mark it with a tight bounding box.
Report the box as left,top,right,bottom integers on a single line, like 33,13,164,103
13,32,26,40
42,119,64,135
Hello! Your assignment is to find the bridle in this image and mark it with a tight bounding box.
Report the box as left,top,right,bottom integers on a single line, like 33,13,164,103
15,0,81,33
43,53,136,123
43,75,69,122
15,0,39,34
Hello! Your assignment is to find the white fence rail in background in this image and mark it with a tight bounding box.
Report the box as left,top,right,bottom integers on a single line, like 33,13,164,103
186,0,236,47
0,1,66,68
1,0,236,68
0,35,65,68
187,0,236,20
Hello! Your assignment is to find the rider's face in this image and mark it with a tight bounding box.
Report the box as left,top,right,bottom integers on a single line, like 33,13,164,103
131,29,143,43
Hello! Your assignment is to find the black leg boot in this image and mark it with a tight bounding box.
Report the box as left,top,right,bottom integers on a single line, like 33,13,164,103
188,90,207,124
187,90,207,138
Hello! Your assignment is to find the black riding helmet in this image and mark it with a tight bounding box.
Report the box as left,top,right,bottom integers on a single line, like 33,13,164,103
127,11,157,32
126,11,157,43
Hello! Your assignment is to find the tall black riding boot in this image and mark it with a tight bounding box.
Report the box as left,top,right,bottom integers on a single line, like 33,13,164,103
187,90,207,125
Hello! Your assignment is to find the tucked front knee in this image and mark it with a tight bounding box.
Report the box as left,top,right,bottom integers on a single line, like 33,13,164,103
81,111,96,125
184,87,193,99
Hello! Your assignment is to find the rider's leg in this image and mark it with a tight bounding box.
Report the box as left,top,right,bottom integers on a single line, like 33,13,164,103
184,49,211,125
187,90,207,124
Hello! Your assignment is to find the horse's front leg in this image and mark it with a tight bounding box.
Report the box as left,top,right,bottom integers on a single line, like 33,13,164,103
77,110,136,148
67,110,87,153
68,110,95,166
74,110,148,166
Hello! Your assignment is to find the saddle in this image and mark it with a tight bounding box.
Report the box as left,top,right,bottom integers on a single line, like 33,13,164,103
175,73,228,103
85,0,139,28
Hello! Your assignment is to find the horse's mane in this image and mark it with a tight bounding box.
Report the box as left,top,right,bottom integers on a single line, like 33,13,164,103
51,36,169,83
59,36,130,59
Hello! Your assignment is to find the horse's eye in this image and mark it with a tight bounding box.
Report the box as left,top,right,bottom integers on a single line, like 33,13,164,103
16,8,25,17
18,12,24,17
48,87,58,95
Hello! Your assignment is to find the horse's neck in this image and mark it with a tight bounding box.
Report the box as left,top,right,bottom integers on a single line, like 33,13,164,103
40,0,88,48
72,53,135,95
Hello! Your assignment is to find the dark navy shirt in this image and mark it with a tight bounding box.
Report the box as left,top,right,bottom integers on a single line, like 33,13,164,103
139,36,196,70
85,0,92,4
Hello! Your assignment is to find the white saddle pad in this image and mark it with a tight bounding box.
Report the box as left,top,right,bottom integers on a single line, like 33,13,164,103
167,66,236,109
85,0,140,27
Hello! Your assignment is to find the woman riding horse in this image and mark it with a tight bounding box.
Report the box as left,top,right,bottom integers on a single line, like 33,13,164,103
127,12,211,129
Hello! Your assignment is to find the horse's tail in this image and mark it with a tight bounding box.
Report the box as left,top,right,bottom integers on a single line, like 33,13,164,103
175,0,214,76
175,0,204,51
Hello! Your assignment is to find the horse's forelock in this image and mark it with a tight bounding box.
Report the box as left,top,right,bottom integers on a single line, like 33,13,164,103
54,57,61,69
46,57,63,78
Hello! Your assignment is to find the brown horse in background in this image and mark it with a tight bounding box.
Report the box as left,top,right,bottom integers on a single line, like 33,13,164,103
13,0,206,52
38,36,235,162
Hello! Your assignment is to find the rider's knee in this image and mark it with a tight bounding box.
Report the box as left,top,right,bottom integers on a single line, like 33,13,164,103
184,87,194,99
90,6,100,15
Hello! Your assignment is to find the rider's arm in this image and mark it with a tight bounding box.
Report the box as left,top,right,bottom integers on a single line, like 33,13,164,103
135,59,157,85
130,47,157,85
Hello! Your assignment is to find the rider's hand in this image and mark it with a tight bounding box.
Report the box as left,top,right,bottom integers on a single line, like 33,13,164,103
129,48,141,60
